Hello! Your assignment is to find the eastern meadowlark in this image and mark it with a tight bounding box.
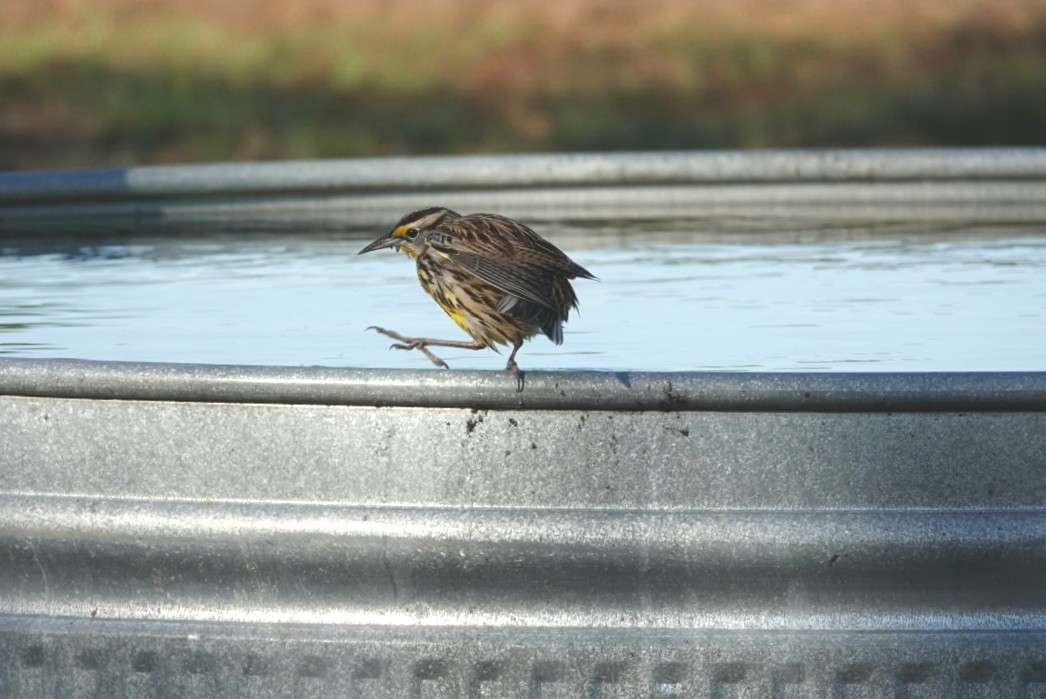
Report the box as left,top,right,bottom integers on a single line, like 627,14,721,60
359,207,595,387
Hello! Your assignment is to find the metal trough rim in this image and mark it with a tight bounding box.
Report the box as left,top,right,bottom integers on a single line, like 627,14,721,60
4,147,1046,233
4,148,1046,204
1,358,1045,411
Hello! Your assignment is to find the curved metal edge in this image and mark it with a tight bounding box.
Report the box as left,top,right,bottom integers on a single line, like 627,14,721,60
3,494,1046,631
3,148,1046,203
5,182,1046,235
1,358,1045,411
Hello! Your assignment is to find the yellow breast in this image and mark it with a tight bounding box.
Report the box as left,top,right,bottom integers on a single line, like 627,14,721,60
417,266,470,333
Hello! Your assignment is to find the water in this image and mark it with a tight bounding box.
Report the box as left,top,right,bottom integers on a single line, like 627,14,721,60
2,221,1046,372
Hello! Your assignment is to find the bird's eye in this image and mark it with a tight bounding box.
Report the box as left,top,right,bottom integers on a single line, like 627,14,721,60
406,228,420,239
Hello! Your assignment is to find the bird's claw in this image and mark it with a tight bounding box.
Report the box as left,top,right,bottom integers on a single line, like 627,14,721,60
506,361,524,392
377,338,447,369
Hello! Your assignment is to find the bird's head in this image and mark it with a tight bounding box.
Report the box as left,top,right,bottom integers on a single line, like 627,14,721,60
358,207,457,259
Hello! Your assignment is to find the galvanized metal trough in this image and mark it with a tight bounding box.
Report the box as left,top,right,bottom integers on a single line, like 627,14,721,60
2,149,1046,697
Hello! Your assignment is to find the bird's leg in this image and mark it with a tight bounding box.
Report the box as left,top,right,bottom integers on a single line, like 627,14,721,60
367,326,485,369
506,341,525,392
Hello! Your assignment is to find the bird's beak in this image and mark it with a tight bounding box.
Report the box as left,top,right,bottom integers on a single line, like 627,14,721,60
358,233,398,255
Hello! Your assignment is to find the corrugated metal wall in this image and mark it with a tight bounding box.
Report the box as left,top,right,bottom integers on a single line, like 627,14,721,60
2,150,1046,696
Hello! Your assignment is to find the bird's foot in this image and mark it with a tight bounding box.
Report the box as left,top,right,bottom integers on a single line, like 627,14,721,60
505,358,524,392
367,326,450,369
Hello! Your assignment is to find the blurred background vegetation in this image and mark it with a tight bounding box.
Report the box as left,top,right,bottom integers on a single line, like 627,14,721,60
2,0,1045,171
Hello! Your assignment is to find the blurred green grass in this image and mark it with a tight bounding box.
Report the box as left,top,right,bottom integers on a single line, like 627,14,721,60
2,0,1045,170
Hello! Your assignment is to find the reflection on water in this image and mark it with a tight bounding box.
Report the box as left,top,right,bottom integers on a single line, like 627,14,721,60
1,222,1045,371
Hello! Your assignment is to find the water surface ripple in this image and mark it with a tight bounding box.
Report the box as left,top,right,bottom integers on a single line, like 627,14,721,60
2,222,1044,371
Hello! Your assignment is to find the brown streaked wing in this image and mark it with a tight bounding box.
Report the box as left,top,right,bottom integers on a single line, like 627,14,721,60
439,214,595,280
444,251,566,311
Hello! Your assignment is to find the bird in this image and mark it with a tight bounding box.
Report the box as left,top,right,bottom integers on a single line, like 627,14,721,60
358,207,595,388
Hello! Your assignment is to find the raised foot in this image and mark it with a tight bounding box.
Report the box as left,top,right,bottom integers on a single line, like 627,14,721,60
367,326,449,369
